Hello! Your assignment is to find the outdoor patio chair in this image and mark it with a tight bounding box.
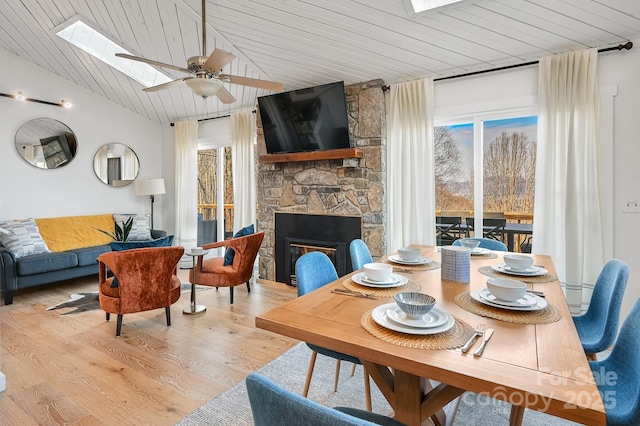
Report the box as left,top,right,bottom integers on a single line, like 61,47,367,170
436,216,463,245
465,218,506,241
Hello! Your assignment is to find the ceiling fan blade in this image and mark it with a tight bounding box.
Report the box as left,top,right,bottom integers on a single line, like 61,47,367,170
219,74,283,92
203,48,236,72
143,77,192,92
116,53,191,74
215,86,236,104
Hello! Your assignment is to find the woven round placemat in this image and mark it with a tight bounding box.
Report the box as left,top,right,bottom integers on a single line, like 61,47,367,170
342,277,422,297
384,259,441,272
471,252,499,259
454,292,562,324
477,265,558,283
361,310,474,349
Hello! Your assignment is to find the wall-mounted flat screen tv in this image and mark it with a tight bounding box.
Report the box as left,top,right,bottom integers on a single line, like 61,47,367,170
258,81,351,154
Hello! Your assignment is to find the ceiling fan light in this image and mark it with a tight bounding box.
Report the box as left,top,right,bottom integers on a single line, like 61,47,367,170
185,78,222,98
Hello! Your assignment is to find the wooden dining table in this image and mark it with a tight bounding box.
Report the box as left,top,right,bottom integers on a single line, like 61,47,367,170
256,246,605,426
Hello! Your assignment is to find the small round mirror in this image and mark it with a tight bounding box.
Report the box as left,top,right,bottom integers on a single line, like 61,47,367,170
93,143,140,186
15,118,78,169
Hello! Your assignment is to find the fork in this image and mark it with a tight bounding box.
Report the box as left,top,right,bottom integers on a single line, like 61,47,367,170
460,323,486,353
331,288,377,299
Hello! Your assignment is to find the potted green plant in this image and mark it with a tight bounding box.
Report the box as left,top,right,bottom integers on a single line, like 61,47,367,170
95,217,133,241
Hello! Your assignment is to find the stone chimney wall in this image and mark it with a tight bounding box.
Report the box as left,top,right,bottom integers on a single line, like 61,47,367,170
256,79,387,282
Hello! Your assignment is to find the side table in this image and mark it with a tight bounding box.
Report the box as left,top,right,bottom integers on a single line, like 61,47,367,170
183,249,208,315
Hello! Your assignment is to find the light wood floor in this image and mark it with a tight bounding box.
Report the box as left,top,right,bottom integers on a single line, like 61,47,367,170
0,269,299,425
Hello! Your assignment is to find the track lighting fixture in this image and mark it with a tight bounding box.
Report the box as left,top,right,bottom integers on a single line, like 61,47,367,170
0,91,72,108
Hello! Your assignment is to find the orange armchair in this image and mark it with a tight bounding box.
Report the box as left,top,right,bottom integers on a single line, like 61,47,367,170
189,232,264,304
98,246,184,337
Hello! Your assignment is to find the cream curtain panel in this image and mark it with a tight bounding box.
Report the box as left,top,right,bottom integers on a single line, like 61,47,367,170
386,78,436,251
174,120,199,257
533,48,604,314
231,109,256,231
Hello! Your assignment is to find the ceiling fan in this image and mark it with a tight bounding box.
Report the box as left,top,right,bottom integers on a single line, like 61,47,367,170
115,0,283,103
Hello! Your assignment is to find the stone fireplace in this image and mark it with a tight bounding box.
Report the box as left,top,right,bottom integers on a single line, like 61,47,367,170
256,79,387,282
275,213,362,285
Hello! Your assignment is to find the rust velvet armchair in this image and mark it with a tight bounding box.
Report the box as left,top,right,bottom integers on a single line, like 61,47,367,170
98,246,184,337
189,231,264,304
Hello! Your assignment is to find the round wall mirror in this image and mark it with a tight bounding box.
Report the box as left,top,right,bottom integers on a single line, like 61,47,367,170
15,118,78,169
93,143,140,187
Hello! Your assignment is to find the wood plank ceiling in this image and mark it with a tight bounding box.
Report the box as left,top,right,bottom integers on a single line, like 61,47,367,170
0,0,638,125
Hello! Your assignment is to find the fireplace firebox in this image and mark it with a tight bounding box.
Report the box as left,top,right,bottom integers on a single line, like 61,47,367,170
275,213,362,285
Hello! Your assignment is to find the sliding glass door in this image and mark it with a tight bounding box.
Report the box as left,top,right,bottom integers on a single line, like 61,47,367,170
435,112,537,251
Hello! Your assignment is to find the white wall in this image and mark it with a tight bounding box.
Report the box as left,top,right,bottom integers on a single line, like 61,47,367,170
434,42,640,322
0,49,170,229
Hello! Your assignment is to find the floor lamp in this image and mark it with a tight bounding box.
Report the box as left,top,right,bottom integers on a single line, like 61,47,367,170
135,179,165,230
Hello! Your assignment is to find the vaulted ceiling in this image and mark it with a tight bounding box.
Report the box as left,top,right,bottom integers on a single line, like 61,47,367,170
1,0,639,125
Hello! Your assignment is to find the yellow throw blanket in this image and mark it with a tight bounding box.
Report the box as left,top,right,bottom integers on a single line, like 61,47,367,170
36,214,115,252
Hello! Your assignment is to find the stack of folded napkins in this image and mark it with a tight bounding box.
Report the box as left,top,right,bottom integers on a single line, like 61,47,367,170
441,246,471,283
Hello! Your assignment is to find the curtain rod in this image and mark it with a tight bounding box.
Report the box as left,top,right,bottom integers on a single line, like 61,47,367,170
170,109,256,126
382,41,633,90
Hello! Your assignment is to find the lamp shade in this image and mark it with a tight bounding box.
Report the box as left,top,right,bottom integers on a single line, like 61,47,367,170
135,178,166,196
185,78,222,98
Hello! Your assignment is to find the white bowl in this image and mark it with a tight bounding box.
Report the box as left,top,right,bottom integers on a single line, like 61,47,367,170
486,277,527,302
362,262,393,282
191,247,205,255
397,247,421,261
503,254,533,271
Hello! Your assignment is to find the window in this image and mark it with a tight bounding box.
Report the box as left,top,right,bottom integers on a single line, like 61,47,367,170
197,147,234,245
435,112,537,251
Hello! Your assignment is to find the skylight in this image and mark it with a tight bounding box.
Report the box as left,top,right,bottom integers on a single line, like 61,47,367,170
409,0,463,14
56,20,171,88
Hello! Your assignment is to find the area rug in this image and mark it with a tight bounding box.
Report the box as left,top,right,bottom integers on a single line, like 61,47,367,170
46,284,209,315
176,343,580,426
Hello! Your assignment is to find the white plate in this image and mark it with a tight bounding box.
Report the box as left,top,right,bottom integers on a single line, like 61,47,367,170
470,289,547,311
387,254,431,265
385,306,449,328
491,264,548,277
470,248,491,256
478,288,537,307
361,274,401,285
372,303,455,335
352,272,408,288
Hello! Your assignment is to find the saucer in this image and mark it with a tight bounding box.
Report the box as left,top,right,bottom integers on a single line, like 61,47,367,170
470,247,491,256
385,306,449,328
362,274,400,285
372,303,454,335
352,272,408,288
491,264,548,276
470,289,547,311
388,254,430,265
478,288,537,307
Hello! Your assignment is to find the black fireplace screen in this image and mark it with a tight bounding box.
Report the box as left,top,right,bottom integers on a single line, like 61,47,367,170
275,213,362,285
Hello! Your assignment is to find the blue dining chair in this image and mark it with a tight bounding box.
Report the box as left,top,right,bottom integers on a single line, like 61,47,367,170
246,373,405,426
573,259,629,360
296,252,372,411
588,296,640,425
350,239,373,270
452,237,507,252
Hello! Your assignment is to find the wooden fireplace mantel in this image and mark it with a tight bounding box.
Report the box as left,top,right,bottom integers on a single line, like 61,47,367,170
258,148,363,164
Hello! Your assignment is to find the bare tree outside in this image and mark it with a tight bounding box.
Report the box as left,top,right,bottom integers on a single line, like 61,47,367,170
483,131,536,214
434,127,473,211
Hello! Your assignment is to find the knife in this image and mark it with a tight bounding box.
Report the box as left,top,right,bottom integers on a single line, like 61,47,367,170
473,328,494,357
